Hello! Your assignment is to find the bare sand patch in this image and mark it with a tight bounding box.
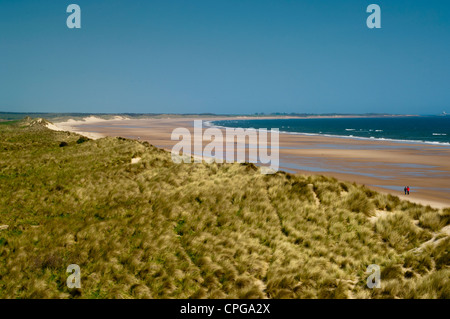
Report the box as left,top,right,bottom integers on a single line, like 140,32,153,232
46,118,106,140
410,224,450,253
368,210,390,223
131,157,142,164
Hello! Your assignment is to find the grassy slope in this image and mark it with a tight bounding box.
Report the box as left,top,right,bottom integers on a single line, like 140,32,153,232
0,119,448,299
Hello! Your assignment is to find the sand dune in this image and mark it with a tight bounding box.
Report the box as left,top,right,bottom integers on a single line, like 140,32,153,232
49,116,450,209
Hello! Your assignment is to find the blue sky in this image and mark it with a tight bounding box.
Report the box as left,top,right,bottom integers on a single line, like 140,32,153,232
1,0,449,114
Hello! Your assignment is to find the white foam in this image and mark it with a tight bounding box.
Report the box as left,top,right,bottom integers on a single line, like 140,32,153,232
208,121,450,146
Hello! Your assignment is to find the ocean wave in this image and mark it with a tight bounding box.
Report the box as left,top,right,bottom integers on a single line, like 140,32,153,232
276,131,450,146
433,133,447,136
207,121,450,146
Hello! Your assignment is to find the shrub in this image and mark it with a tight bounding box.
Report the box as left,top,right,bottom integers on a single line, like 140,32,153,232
381,263,403,280
419,212,444,232
345,190,375,216
375,212,431,251
76,136,90,144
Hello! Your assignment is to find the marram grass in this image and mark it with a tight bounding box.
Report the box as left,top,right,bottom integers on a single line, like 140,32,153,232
0,118,448,299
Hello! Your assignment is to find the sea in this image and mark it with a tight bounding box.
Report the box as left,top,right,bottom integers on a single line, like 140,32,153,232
210,116,450,145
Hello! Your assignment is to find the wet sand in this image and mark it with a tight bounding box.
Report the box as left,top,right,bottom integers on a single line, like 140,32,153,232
52,117,450,208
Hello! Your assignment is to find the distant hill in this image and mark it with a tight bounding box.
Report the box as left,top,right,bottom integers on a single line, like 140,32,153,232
0,111,410,122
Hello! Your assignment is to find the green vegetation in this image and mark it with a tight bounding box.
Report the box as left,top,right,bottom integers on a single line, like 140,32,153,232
0,119,448,299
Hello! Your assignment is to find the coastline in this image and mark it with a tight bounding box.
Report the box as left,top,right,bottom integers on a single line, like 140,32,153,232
48,116,450,209
207,117,450,146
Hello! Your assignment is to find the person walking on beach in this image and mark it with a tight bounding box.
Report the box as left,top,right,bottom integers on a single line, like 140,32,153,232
404,186,407,195
407,186,410,195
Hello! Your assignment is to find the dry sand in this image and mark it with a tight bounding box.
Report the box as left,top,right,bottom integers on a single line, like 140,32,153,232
49,116,450,209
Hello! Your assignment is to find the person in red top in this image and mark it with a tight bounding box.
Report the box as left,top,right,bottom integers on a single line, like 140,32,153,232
407,186,410,195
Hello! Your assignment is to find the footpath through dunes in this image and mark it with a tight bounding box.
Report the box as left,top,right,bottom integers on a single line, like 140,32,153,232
0,118,449,299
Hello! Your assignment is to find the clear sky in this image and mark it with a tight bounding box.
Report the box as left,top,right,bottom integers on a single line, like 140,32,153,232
1,0,449,114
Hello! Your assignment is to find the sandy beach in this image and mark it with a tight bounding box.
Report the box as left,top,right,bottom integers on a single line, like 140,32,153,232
50,116,450,209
